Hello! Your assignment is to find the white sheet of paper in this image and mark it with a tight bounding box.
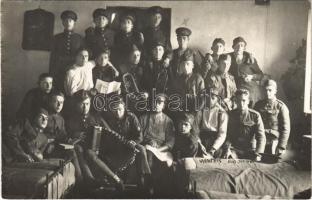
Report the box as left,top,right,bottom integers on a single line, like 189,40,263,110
95,79,121,94
59,143,74,150
145,145,173,167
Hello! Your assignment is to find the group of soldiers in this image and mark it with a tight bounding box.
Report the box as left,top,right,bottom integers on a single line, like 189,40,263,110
3,6,291,195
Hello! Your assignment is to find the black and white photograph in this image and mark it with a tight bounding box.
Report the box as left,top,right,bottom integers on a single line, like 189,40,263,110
1,0,311,199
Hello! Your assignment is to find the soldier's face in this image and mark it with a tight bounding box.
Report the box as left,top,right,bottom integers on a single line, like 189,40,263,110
265,86,277,100
129,50,141,64
150,13,162,27
183,61,194,75
233,42,246,55
179,122,192,135
94,16,109,28
121,19,133,33
218,56,231,74
155,99,165,113
152,46,164,61
62,18,75,31
96,53,109,66
77,98,91,115
209,94,218,107
76,50,89,66
177,36,189,49
34,113,49,129
212,43,225,55
112,103,125,119
39,77,53,94
50,95,64,113
236,94,249,110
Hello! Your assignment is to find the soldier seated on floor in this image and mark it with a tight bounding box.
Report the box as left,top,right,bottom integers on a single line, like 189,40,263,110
5,107,50,163
173,113,200,159
223,89,266,161
254,79,290,157
194,87,228,158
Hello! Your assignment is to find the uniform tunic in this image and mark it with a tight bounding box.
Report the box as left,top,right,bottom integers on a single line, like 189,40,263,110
45,112,68,143
49,31,85,90
64,61,95,96
140,112,175,149
254,98,290,150
226,108,266,154
195,103,228,151
228,51,263,105
5,118,48,161
85,26,115,59
173,132,199,159
92,64,116,84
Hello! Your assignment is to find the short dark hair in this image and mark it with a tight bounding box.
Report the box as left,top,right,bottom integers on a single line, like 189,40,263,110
38,73,53,82
96,48,111,58
49,90,65,99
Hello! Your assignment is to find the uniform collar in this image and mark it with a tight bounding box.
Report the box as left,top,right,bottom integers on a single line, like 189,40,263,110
64,30,73,35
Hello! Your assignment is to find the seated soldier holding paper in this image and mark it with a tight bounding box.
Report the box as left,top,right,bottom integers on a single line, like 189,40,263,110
139,94,175,194
44,90,83,182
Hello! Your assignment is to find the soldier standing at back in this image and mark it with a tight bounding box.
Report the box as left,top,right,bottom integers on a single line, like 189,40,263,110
254,79,290,156
143,6,172,67
49,10,85,91
85,8,115,60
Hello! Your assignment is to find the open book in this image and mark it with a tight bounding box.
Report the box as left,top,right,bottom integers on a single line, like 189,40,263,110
145,145,173,167
95,79,121,94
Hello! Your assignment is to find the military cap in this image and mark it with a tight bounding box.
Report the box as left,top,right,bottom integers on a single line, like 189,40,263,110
212,38,225,47
148,6,163,15
155,93,167,102
181,50,194,62
122,14,135,23
264,79,277,88
73,89,91,102
61,10,77,21
232,36,247,48
176,27,192,37
179,113,195,125
93,8,109,19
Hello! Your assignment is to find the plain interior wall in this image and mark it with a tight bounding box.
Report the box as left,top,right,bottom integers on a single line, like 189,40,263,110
1,0,309,121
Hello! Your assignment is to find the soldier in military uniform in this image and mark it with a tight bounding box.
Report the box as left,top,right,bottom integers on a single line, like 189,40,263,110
223,89,266,161
143,6,172,67
194,87,228,158
228,37,263,106
200,38,226,79
5,108,50,163
169,51,205,113
49,10,85,91
105,98,150,189
173,113,200,159
112,13,144,66
16,73,53,119
65,90,108,185
142,40,170,95
171,27,200,78
85,8,115,60
254,79,290,156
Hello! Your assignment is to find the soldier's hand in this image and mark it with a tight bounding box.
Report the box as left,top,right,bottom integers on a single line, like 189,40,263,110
19,154,34,163
163,58,170,68
207,54,213,63
275,148,285,156
34,152,44,161
128,140,136,147
223,148,232,159
203,152,214,159
244,74,253,82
